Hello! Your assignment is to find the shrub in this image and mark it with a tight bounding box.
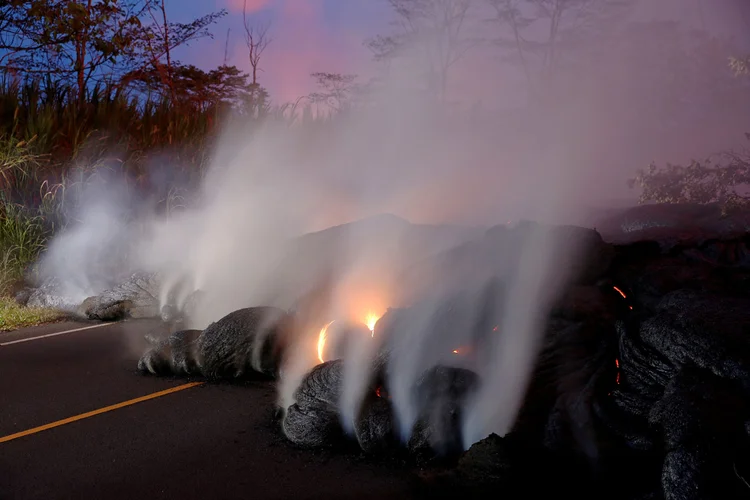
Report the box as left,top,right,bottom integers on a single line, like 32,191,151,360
629,135,750,216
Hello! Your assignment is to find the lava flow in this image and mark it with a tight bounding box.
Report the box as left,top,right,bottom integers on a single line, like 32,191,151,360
365,312,380,337
615,358,621,384
316,310,383,363
613,285,634,310
317,321,335,364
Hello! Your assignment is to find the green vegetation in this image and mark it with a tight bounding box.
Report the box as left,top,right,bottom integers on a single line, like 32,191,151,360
0,0,281,300
0,73,225,297
0,197,48,293
0,296,65,331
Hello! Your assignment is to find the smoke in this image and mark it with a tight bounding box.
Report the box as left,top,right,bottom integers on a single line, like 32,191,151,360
34,0,750,450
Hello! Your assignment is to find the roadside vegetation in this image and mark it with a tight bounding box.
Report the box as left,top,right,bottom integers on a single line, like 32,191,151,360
0,0,275,302
0,296,64,331
1,0,362,303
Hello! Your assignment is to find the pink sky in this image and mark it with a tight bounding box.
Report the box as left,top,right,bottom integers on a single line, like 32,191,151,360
169,0,387,103
169,0,750,105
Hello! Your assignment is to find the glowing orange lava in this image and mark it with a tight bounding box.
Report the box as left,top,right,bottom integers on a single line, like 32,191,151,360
613,286,627,299
365,312,381,337
317,321,335,364
453,349,460,354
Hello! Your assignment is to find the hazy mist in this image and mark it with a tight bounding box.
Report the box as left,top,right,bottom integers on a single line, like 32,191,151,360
34,0,750,449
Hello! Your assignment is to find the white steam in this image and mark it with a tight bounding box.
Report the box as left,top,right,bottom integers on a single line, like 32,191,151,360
33,1,750,450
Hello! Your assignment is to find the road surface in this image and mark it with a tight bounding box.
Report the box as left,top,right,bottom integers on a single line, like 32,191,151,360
0,320,419,499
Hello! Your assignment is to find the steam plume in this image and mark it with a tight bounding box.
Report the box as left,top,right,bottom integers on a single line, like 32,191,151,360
34,1,750,449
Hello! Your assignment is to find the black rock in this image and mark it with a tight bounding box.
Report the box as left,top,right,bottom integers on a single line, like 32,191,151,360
138,306,293,379
116,214,750,498
408,365,480,458
137,329,202,375
282,360,346,448
198,306,292,378
650,366,750,500
453,433,512,486
354,395,396,454
79,272,161,320
25,276,81,311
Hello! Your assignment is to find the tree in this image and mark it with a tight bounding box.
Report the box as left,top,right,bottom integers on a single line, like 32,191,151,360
730,55,750,76
0,0,151,103
239,0,272,118
0,1,227,103
627,140,750,214
485,0,634,101
242,0,272,88
308,72,361,114
129,1,226,99
365,0,480,102
125,63,268,114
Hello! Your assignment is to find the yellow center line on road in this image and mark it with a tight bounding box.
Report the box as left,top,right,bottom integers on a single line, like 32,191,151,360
0,382,204,444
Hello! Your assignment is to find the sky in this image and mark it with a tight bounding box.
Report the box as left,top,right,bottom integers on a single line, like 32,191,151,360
166,0,750,105
166,0,391,103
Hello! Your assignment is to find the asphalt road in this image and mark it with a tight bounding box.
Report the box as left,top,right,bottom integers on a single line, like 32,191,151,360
0,320,419,500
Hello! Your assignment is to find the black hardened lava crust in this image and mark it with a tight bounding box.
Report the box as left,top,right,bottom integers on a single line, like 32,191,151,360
129,204,750,500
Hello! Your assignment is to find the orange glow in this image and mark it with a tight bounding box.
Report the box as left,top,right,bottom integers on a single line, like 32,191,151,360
365,312,381,337
615,358,621,385
375,386,382,398
453,349,460,354
317,321,335,364
613,286,627,299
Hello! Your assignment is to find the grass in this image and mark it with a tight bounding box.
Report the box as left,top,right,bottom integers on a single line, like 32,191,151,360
0,76,223,296
0,296,65,332
0,74,329,298
0,200,50,292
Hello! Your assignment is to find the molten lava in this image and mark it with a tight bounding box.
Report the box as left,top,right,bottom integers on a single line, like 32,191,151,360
317,321,335,364
615,358,621,384
365,312,380,337
453,349,460,354
613,285,633,309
